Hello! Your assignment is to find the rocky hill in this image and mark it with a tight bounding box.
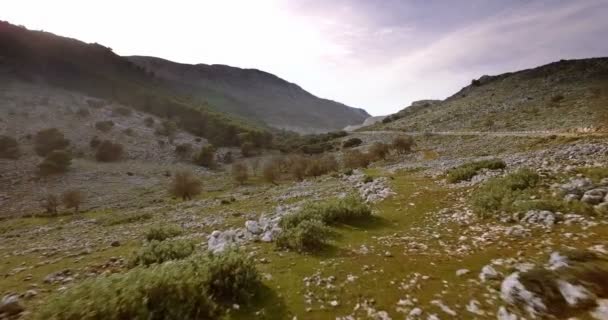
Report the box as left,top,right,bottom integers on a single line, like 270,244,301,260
376,58,608,132
127,56,369,133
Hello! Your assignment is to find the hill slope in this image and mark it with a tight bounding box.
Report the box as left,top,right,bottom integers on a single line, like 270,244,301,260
377,58,608,132
127,56,369,133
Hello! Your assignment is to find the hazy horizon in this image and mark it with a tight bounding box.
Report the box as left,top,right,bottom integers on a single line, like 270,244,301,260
3,0,608,116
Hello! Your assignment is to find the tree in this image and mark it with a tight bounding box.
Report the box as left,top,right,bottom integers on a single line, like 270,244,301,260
169,170,202,201
38,150,72,176
392,136,415,154
95,140,124,162
42,194,59,215
231,162,249,185
62,190,84,213
342,138,362,149
34,128,69,156
0,135,19,159
194,145,216,168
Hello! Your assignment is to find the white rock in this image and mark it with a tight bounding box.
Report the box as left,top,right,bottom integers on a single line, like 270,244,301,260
556,280,594,306
591,299,608,320
456,269,470,277
245,220,262,234
496,306,518,320
500,272,546,316
466,299,485,315
479,265,500,282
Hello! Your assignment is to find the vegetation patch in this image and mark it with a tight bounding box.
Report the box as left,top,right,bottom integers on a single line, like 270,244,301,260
446,158,506,183
130,239,196,266
37,251,261,320
144,224,184,242
98,211,153,226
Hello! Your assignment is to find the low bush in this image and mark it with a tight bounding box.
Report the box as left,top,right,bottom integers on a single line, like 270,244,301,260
130,239,196,266
262,158,281,184
471,169,541,217
144,117,155,127
276,220,333,252
61,190,84,213
156,120,177,138
145,224,184,242
89,136,101,149
232,162,249,185
343,149,371,169
37,251,261,320
169,170,202,201
280,195,371,232
368,142,390,161
75,107,90,117
34,128,69,156
304,154,339,178
42,194,59,215
95,140,124,162
446,158,506,183
240,141,255,157
174,143,193,159
342,137,362,148
99,212,153,226
194,145,216,168
391,135,415,154
0,135,19,159
38,150,72,176
94,120,114,132
576,167,608,183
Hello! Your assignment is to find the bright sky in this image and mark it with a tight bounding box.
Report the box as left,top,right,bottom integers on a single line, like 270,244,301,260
3,0,608,115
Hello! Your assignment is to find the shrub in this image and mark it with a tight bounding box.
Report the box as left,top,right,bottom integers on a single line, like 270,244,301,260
232,162,249,185
240,141,255,157
143,117,155,127
123,128,135,136
288,155,309,181
342,137,362,148
169,170,202,201
576,167,608,183
0,135,19,159
156,120,177,139
89,136,101,148
368,142,390,161
446,158,506,183
471,169,541,217
38,150,72,176
174,143,193,159
194,145,216,168
42,194,59,215
343,149,371,169
280,195,371,229
262,159,280,184
221,151,233,164
391,135,415,154
61,190,84,213
276,220,333,252
94,120,115,132
36,252,261,320
76,107,90,117
145,224,184,242
550,94,565,103
34,128,69,156
305,154,339,177
112,106,132,117
130,239,196,266
95,140,124,162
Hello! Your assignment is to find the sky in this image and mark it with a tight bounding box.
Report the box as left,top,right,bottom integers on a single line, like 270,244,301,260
3,0,608,116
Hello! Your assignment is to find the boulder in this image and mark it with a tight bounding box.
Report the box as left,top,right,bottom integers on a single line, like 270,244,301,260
581,189,606,205
245,220,262,235
559,178,593,195
479,265,501,282
520,210,560,227
0,294,24,317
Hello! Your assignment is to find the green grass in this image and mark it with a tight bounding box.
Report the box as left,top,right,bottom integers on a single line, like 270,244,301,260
576,166,608,183
97,211,153,226
446,158,506,183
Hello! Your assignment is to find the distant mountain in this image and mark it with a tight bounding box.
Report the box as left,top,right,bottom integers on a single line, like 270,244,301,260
377,58,608,132
127,56,369,133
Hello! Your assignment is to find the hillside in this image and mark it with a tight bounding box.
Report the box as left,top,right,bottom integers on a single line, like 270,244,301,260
376,58,608,132
127,56,369,133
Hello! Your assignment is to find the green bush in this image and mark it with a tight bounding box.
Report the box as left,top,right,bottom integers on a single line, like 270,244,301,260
36,251,261,320
94,120,115,132
95,140,124,162
576,167,608,183
391,135,415,154
276,220,333,252
194,145,216,168
446,158,506,183
145,224,184,242
471,169,540,217
130,239,196,266
343,149,371,169
38,150,72,176
342,137,362,148
0,135,19,159
34,128,70,156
